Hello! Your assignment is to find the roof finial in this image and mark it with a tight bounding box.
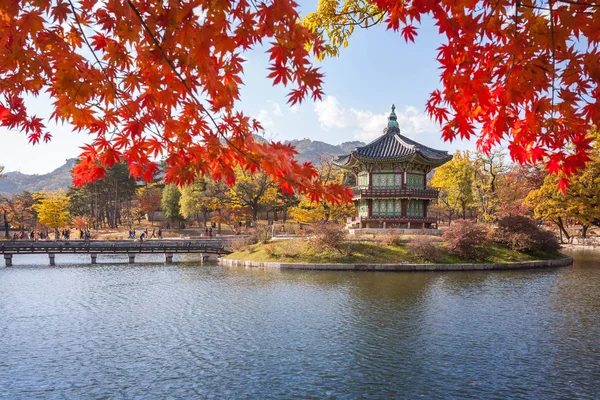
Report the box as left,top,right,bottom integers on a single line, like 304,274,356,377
387,103,399,129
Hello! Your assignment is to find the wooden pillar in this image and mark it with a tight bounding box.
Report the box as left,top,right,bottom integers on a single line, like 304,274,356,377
128,254,135,264
402,199,407,217
48,253,55,266
368,199,373,217
90,254,97,264
4,254,12,267
164,253,173,264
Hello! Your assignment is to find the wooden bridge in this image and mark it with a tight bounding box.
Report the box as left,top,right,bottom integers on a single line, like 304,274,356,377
0,240,231,266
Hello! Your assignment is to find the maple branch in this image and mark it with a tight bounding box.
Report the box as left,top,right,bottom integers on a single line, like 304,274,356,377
67,0,166,146
125,0,262,169
557,0,600,7
549,0,556,135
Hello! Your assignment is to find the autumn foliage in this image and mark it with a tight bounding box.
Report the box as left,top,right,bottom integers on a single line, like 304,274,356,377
305,0,600,191
0,0,349,204
442,219,490,260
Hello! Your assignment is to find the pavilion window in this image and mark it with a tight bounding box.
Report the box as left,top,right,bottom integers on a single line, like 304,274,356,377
406,173,425,189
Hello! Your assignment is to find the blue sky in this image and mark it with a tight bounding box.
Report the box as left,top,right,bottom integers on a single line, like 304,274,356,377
1,1,476,175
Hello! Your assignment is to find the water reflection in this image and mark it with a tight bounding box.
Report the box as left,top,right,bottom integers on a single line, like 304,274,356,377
0,251,598,399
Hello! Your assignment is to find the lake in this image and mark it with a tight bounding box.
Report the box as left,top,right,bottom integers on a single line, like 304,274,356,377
0,249,598,399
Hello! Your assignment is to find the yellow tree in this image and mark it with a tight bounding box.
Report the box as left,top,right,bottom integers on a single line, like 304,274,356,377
230,169,274,222
179,178,237,234
289,156,355,224
33,191,70,239
431,150,475,224
288,196,326,224
526,131,600,240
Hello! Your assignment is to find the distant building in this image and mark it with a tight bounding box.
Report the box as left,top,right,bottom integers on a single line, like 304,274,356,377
334,105,452,229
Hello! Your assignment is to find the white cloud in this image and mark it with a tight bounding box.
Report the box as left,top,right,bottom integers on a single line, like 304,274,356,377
289,104,299,114
268,100,283,117
314,96,439,142
255,109,274,130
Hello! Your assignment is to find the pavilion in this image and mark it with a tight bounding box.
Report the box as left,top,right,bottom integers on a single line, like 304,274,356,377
334,105,452,230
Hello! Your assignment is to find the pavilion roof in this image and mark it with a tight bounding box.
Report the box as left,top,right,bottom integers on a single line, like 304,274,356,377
334,105,452,168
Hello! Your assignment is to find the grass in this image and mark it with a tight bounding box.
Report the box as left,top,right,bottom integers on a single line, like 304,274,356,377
225,238,565,264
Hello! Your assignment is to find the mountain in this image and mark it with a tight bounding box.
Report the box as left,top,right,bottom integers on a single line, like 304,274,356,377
286,139,365,164
0,139,365,195
0,159,76,195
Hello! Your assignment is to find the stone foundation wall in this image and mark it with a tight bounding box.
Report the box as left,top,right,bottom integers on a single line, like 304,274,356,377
348,228,443,236
219,257,573,272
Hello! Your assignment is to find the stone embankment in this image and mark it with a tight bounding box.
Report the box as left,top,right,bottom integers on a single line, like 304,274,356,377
220,257,573,271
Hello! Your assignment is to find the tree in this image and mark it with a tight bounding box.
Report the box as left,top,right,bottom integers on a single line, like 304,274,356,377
471,149,509,221
230,170,274,222
179,178,236,234
305,0,600,190
0,0,349,205
0,195,10,238
431,150,475,224
289,197,327,224
161,184,182,222
496,165,546,218
0,192,36,238
135,185,162,225
66,162,138,228
526,131,600,239
33,191,70,238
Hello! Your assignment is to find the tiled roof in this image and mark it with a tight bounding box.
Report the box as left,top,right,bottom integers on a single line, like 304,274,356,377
333,105,453,168
334,127,451,164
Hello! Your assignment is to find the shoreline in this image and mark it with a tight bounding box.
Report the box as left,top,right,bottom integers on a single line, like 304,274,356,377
219,256,573,272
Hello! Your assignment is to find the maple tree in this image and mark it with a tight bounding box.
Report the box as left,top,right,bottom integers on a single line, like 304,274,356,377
0,0,349,204
496,164,546,217
135,185,162,225
304,0,600,191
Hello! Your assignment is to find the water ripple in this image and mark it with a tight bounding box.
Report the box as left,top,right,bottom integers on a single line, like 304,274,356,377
0,250,598,399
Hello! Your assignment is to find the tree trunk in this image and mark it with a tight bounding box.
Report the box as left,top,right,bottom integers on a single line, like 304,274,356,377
582,225,589,239
3,211,9,238
556,217,570,243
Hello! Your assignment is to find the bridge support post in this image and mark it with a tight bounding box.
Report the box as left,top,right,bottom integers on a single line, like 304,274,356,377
201,253,209,263
48,253,55,266
128,254,135,264
164,253,173,264
90,254,97,264
4,254,12,267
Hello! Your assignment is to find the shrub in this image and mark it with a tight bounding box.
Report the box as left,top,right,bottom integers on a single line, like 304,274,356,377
279,240,304,258
229,236,253,251
442,219,490,260
494,216,560,253
248,225,270,244
380,234,404,247
263,243,278,257
407,236,442,262
310,223,347,254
